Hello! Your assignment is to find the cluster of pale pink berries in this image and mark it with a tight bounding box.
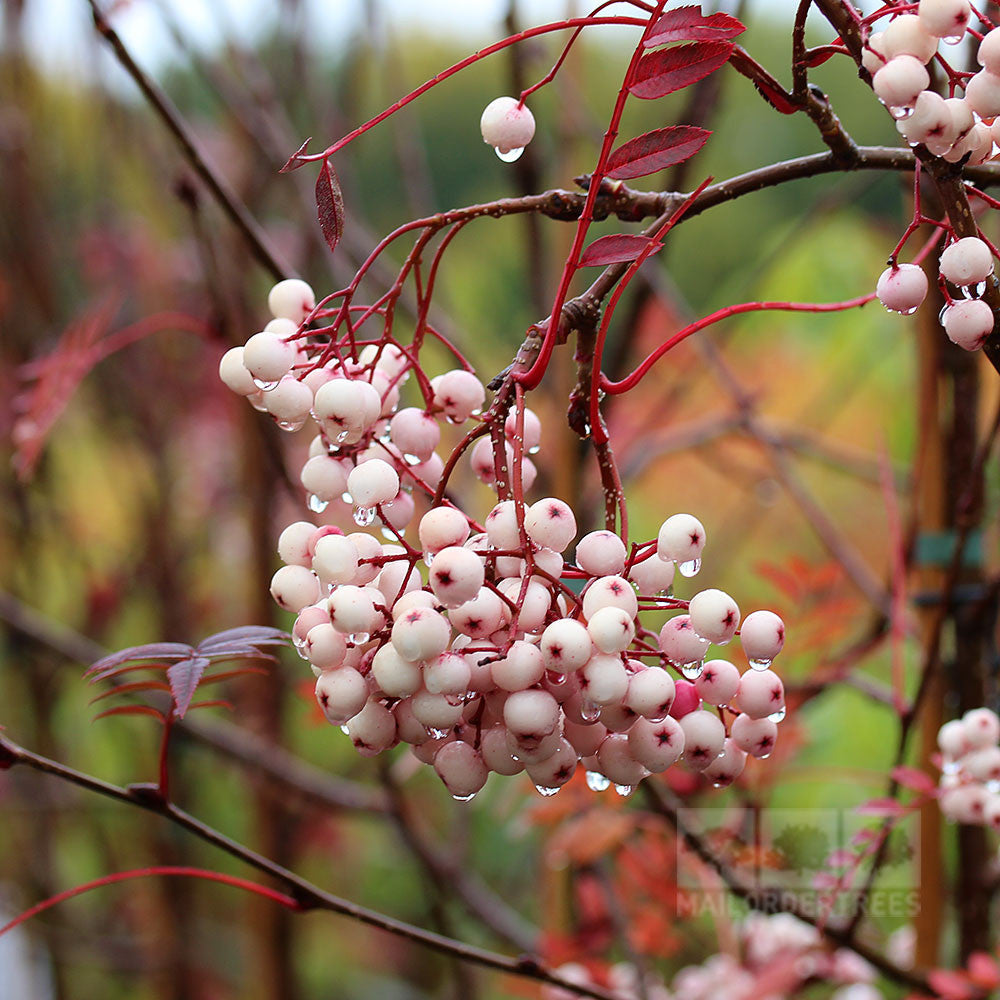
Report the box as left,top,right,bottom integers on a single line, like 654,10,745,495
936,707,1000,827
868,3,998,351
545,913,880,1000
219,281,789,800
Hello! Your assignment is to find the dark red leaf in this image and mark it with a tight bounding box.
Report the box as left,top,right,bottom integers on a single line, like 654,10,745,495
607,126,710,180
644,7,745,47
198,626,288,651
89,681,171,705
316,160,346,255
198,668,270,686
167,657,210,720
93,705,167,724
630,41,734,100
187,699,235,713
579,234,662,268
86,642,193,677
927,970,976,1000
279,137,312,173
891,765,937,795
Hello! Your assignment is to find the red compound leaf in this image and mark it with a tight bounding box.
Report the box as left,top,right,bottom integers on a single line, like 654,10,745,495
279,136,312,173
891,765,937,795
86,643,194,679
579,234,663,268
166,657,210,720
316,159,346,254
629,41,734,100
198,626,288,653
92,705,168,725
607,125,710,180
644,6,745,47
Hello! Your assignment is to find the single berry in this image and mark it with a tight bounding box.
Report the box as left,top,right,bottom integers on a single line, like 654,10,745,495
876,264,928,314
942,299,993,351
872,56,929,109
939,237,993,286
268,278,316,323
480,96,536,154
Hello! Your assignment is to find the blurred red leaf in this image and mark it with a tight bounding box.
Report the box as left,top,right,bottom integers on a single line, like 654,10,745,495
607,126,710,180
927,970,977,1000
967,952,1000,989
93,705,167,724
316,160,346,254
856,797,907,818
644,7,745,47
629,42,733,100
279,136,312,173
579,234,662,267
167,657,210,719
891,765,937,795
89,681,171,705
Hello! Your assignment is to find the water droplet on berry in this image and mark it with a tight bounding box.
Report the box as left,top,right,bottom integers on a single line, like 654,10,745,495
680,661,704,680
900,305,918,316
336,430,350,443
253,377,280,391
349,632,370,645
613,783,635,797
534,783,560,796
586,771,611,792
768,706,787,723
528,445,540,455
277,417,307,432
428,727,449,739
943,32,965,44
423,550,435,568
452,791,477,802
580,699,601,723
308,493,329,513
381,527,398,541
678,558,701,578
354,506,376,527
495,145,525,162
545,670,566,685
749,657,772,671
889,104,913,120
340,725,350,734
341,492,353,504
403,453,422,466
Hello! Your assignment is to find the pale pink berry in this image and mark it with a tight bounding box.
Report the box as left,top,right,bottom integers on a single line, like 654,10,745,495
599,702,638,734
964,746,1000,782
391,606,451,662
507,729,562,764
564,719,607,757
897,90,953,146
940,237,994,286
389,407,441,462
580,653,630,706
305,623,348,671
703,738,747,786
411,731,455,765
980,28,1000,73
524,498,577,553
596,733,648,786
695,659,741,707
347,458,400,509
431,369,485,422
964,71,1000,118
419,506,470,553
219,346,258,395
740,610,785,664
480,96,536,154
947,122,994,167
575,530,627,577
659,615,710,667
872,56,929,109
485,499,525,550
941,783,988,824
313,534,360,586
586,606,635,655
264,375,312,425
918,0,970,40
346,699,397,757
628,716,685,772
884,14,938,62
582,575,638,620
480,726,525,775
628,553,675,594
371,643,422,698
496,577,551,634
423,651,473,697
243,331,296,382
449,588,507,639
267,278,315,323
938,718,971,758
428,546,485,608
688,588,740,644
313,379,369,439
985,796,1000,832
270,564,320,612
876,263,928,314
434,741,489,798
679,710,726,770
736,668,785,720
861,31,888,75
525,738,578,790
393,698,429,745
376,551,422,605
378,490,414,533
731,713,778,757
315,667,368,724
492,640,545,691
657,513,706,565
624,667,676,719
503,689,560,742
278,520,318,568
504,407,542,452
469,436,512,485
943,299,993,351
526,547,564,580
328,585,377,634
294,603,330,649
540,618,593,671
300,455,350,502
668,680,701,720
963,707,1000,748
410,691,463,731
348,534,382,586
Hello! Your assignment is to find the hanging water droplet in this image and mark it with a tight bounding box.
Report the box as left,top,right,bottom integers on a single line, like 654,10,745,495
452,791,477,802
749,657,773,671
354,506,376,527
768,706,787,723
680,661,704,681
900,305,918,315
528,445,540,455
613,783,635,798
975,280,988,297
341,492,353,504
580,699,601,723
534,783,560,797
308,493,329,513
349,632,371,645
403,453,422,466
253,377,279,391
988,779,1000,794
586,770,611,792
889,104,914,120
759,752,771,760
340,725,350,735
545,670,566,685
495,145,524,162
336,429,350,443
678,558,701,578
423,550,435,569
277,417,305,432
943,31,965,44
428,727,448,739
712,780,732,789
381,527,397,541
